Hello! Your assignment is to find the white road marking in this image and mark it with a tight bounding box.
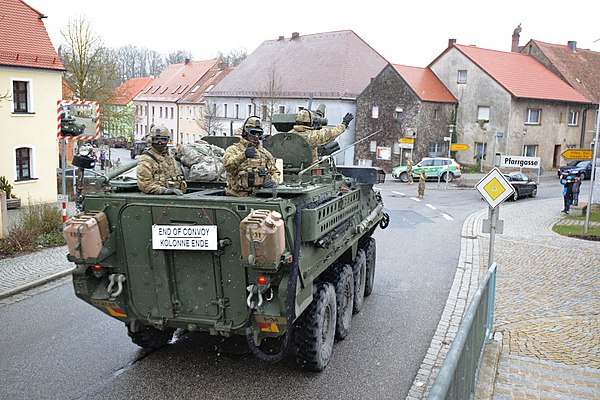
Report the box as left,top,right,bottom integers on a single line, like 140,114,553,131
426,204,436,210
392,191,405,196
411,197,421,202
442,213,453,221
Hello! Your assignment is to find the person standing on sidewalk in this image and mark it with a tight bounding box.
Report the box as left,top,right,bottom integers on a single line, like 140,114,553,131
560,175,574,214
99,150,106,171
571,176,581,206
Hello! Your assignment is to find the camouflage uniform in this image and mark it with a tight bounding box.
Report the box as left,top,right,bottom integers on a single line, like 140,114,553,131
418,171,426,198
137,125,186,194
290,124,346,162
223,137,278,196
406,159,414,184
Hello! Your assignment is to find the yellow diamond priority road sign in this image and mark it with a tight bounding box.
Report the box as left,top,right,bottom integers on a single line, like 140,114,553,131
475,168,515,209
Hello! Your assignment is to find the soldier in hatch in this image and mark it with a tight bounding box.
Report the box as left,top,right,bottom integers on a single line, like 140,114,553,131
223,117,279,197
289,109,354,162
136,125,186,195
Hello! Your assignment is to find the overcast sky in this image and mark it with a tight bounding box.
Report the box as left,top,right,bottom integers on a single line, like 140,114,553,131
26,0,600,67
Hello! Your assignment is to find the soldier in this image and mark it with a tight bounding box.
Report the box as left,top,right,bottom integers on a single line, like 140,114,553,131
406,157,414,184
418,170,426,199
290,109,354,162
223,117,279,197
136,125,186,195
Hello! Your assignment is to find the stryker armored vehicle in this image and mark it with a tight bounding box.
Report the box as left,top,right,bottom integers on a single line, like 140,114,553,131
60,115,86,136
65,111,389,371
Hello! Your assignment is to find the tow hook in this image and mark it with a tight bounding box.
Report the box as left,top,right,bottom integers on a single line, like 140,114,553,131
246,284,264,309
379,212,390,229
107,274,126,299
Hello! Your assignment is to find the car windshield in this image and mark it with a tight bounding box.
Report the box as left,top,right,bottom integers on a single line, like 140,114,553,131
576,161,589,167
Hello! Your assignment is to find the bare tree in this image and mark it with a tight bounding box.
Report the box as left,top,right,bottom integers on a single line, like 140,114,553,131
199,100,225,136
217,47,247,67
60,16,123,137
167,50,193,64
0,91,10,108
259,64,284,134
111,45,165,81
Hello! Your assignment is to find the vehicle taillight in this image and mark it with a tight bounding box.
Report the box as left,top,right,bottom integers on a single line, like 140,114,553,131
257,275,268,285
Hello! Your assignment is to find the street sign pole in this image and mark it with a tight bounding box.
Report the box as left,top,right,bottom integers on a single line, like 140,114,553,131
584,102,600,234
487,206,499,268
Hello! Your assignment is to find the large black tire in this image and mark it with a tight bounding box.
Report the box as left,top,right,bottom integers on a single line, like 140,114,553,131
127,325,175,350
361,237,377,297
352,249,367,314
294,282,337,372
322,264,354,340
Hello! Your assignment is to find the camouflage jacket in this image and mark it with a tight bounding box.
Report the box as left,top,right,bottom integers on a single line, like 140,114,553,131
290,124,346,162
137,146,186,194
222,137,278,196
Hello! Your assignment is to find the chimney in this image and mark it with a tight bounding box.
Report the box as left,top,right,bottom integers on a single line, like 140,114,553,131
291,32,300,40
448,39,456,48
278,35,284,41
567,41,577,52
511,23,522,52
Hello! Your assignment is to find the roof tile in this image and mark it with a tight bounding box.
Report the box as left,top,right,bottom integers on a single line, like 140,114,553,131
393,64,457,103
112,77,154,105
0,0,64,71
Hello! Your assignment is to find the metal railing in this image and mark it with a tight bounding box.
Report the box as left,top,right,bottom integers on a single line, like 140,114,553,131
428,262,498,400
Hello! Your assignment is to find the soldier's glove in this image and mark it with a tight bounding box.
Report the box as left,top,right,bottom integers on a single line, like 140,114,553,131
245,146,256,158
342,113,354,127
263,179,277,188
159,187,184,195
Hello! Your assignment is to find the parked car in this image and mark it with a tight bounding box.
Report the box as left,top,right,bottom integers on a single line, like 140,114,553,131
504,172,537,200
111,136,128,148
392,157,462,182
558,159,598,180
557,160,580,177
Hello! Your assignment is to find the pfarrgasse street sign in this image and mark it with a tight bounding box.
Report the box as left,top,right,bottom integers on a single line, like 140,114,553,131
475,167,515,209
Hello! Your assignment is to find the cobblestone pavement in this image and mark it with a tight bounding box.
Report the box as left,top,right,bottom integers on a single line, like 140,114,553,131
481,198,600,399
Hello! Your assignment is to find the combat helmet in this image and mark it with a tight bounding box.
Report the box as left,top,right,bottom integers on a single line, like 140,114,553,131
295,109,313,126
148,124,170,152
242,116,263,140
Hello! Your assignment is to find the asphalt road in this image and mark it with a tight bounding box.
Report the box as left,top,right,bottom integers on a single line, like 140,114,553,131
0,178,562,400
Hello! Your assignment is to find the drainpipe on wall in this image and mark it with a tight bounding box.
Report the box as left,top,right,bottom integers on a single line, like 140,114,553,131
580,104,594,147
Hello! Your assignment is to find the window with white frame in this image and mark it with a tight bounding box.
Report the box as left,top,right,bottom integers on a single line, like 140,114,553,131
525,108,541,124
475,142,487,158
262,105,268,119
15,147,32,180
12,80,31,113
223,104,228,118
568,110,579,126
477,106,490,121
433,108,439,120
457,70,467,84
278,105,286,113
247,104,252,117
159,107,163,118
428,142,444,157
394,106,403,120
372,105,379,119
170,107,174,119
370,140,377,152
235,104,239,119
523,144,538,157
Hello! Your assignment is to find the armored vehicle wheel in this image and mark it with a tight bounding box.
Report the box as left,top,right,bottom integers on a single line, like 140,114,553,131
361,237,376,296
398,172,408,182
352,249,367,314
294,282,337,372
127,325,175,350
323,264,354,340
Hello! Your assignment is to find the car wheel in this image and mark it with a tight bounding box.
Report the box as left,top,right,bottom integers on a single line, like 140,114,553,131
530,187,537,198
441,172,454,182
399,172,408,183
512,190,519,201
580,172,586,180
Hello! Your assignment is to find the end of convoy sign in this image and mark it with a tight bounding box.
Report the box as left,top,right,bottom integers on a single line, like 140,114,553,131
500,155,540,169
152,225,218,250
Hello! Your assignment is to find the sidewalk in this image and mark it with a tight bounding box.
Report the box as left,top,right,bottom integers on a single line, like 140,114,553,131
408,197,600,399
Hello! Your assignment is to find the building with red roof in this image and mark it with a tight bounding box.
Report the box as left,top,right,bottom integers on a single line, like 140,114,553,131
133,59,224,144
429,41,592,170
104,77,153,142
355,64,458,171
0,0,65,206
520,39,600,148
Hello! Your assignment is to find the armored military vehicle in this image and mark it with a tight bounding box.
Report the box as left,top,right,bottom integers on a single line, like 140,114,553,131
60,115,86,136
65,112,388,371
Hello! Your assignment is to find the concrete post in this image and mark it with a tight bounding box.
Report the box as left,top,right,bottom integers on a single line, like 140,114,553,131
0,191,8,238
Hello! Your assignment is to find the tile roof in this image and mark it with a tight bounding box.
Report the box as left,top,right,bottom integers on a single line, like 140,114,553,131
525,40,600,104
0,0,64,71
135,59,221,102
448,44,591,104
208,30,388,99
393,64,457,103
178,66,233,104
112,77,154,105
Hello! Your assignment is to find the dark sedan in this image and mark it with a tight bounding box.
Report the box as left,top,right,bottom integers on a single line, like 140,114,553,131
558,160,598,180
503,172,537,201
